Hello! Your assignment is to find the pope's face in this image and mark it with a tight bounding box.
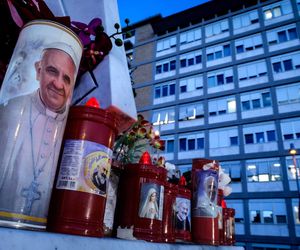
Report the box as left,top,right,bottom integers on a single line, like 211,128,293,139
35,49,76,112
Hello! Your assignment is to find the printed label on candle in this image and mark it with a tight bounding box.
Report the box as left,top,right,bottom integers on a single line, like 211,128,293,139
56,139,112,197
192,168,219,218
138,183,164,221
173,197,191,231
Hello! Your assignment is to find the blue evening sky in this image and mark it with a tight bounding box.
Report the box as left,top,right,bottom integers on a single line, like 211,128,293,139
117,0,211,26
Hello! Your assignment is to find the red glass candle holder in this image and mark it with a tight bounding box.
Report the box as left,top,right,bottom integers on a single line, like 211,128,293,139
192,158,220,245
162,182,177,243
115,163,167,242
223,208,236,245
47,106,118,237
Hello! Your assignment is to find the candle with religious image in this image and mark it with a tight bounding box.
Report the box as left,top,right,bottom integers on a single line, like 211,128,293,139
0,20,82,230
192,158,220,245
174,176,192,242
47,103,119,237
115,152,167,242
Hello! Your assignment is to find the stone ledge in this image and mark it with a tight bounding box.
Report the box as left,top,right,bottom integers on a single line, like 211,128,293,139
0,227,243,250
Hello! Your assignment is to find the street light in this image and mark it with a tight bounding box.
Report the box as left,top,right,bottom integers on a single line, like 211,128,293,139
289,143,300,221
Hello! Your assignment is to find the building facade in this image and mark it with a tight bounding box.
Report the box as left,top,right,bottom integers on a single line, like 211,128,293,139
123,0,300,249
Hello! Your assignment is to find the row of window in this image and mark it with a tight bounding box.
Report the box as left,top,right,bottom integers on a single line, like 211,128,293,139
159,119,300,154
153,83,300,126
156,0,296,55
155,37,300,78
217,198,299,225
178,157,299,188
154,52,300,101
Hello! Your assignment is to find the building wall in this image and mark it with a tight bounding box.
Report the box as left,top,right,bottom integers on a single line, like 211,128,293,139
126,0,300,249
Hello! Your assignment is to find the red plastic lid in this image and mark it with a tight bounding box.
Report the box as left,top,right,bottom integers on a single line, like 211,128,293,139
139,151,152,165
85,97,100,108
179,176,187,186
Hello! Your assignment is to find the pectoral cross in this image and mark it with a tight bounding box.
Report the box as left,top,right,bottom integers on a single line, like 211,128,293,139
21,180,41,215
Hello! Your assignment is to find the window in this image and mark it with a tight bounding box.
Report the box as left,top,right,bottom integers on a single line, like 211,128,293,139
264,7,281,20
262,92,271,107
179,133,205,152
233,10,259,31
230,136,238,146
154,82,176,99
206,43,231,62
283,59,293,71
241,90,272,112
179,50,202,69
251,210,261,223
154,87,160,98
243,122,277,146
247,158,281,183
207,67,233,88
242,101,250,110
166,140,174,153
180,27,201,45
276,215,287,224
235,34,263,57
276,83,300,105
209,127,239,149
205,19,229,38
155,58,176,75
280,118,300,141
156,36,176,52
250,200,288,227
252,99,261,109
238,60,267,82
152,108,175,125
162,85,168,96
267,130,276,141
179,103,204,121
179,74,203,95
256,132,265,143
287,156,300,180
209,97,236,117
245,134,254,144
179,138,186,151
220,161,241,182
263,0,293,22
188,139,195,150
263,211,274,223
197,138,204,149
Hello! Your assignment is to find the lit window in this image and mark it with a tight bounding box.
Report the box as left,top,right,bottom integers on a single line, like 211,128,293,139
263,211,274,223
227,100,236,113
293,205,300,224
264,10,273,20
251,210,261,223
259,174,269,182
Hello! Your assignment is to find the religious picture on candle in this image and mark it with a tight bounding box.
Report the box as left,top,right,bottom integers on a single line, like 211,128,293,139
174,197,191,231
192,169,219,218
0,20,82,229
138,183,164,220
56,139,112,197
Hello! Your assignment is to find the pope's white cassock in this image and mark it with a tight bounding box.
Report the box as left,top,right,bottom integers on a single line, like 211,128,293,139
0,90,67,226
